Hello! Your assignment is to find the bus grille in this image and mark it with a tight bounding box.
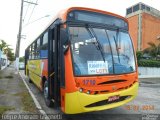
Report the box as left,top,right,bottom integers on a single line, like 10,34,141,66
85,96,131,108
97,80,127,85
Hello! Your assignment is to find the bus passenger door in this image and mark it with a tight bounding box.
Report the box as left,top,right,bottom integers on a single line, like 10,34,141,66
48,25,60,108
25,49,29,75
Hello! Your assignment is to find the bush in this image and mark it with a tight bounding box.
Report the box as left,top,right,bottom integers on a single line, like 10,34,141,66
138,59,160,67
19,56,24,62
136,51,143,60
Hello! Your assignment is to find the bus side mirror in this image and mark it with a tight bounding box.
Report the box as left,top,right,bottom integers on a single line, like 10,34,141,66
60,28,69,54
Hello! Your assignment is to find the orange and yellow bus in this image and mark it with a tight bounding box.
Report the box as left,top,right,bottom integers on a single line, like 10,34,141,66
25,7,138,114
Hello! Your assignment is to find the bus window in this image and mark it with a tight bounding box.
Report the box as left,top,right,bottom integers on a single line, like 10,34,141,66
35,41,37,59
36,38,40,59
42,32,48,45
69,27,108,75
29,46,32,59
106,30,136,74
69,27,136,75
32,43,35,59
40,31,48,58
93,28,114,74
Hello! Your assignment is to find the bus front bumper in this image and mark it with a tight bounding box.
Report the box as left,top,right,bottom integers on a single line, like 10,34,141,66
65,82,139,114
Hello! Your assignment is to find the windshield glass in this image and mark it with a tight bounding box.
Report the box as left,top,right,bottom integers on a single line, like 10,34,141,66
69,26,136,76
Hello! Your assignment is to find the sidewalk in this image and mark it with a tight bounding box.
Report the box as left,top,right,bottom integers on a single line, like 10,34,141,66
139,75,160,79
0,66,38,118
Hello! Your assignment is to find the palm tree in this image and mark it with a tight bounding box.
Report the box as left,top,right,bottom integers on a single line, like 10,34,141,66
143,42,160,59
0,40,8,51
6,49,15,61
0,40,15,61
3,46,12,54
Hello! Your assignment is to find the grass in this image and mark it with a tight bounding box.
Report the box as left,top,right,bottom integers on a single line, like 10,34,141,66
4,75,13,79
0,106,14,118
14,91,37,112
0,90,5,94
18,82,25,88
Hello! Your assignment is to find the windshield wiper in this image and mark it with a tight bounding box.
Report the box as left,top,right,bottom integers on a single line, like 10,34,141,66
115,28,121,63
113,36,120,63
105,29,121,63
85,25,106,62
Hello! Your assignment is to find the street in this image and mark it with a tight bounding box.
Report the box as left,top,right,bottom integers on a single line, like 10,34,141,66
19,69,160,120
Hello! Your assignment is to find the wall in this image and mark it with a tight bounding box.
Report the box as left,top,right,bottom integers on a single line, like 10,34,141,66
0,50,8,70
141,13,160,50
138,67,160,78
127,15,139,50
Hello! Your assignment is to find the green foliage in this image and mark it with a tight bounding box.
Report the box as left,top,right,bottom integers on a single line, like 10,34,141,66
0,40,7,51
19,56,24,62
0,39,15,61
143,42,160,59
0,106,14,116
136,51,143,60
138,59,160,67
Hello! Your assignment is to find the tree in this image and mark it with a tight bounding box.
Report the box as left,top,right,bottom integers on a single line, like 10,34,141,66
0,39,15,61
143,42,160,59
0,40,7,51
19,56,24,62
136,51,143,60
7,50,15,61
3,46,12,54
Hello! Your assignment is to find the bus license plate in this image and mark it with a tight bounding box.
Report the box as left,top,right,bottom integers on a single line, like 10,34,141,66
108,95,120,102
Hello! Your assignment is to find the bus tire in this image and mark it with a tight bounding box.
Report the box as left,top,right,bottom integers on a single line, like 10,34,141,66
28,70,32,83
43,80,53,107
29,78,32,83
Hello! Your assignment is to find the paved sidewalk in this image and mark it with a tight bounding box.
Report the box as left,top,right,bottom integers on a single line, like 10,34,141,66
0,66,38,118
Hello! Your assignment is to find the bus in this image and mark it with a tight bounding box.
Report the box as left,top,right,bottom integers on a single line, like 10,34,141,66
25,7,138,114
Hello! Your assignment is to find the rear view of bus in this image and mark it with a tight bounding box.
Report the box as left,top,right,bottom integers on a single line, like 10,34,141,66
25,7,138,114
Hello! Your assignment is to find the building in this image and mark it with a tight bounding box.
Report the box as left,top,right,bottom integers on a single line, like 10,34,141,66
0,50,8,70
126,2,160,51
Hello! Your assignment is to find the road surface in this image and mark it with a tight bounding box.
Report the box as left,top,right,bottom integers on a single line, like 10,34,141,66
20,70,160,120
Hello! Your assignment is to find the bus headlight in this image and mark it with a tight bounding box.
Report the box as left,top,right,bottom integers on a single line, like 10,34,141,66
79,88,83,92
87,90,90,94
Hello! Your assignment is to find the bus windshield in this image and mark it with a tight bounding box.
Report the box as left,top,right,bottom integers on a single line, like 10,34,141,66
69,26,136,76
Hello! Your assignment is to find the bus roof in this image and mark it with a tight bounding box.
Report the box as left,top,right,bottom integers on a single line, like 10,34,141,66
48,7,128,28
28,7,128,48
42,7,128,33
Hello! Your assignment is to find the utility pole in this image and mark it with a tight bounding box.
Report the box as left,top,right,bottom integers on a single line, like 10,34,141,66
15,0,24,71
15,0,38,71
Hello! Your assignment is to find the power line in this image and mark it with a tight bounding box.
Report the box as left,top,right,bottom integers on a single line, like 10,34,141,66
23,0,31,22
15,0,38,71
27,0,39,24
24,0,38,5
23,15,50,28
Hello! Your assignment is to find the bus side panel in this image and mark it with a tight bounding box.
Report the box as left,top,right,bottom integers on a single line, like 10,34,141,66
41,59,48,79
28,59,48,89
25,64,28,76
29,70,41,89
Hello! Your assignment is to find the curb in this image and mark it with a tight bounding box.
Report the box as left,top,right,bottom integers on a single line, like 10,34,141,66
19,72,50,120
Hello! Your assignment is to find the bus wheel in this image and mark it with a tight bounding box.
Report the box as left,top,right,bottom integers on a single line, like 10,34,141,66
44,80,53,107
29,78,32,83
28,71,32,83
27,69,32,83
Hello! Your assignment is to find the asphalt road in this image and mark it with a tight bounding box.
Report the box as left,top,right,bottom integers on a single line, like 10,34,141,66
20,70,160,120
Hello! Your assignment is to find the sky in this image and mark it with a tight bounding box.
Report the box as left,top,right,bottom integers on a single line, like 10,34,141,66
0,0,159,57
